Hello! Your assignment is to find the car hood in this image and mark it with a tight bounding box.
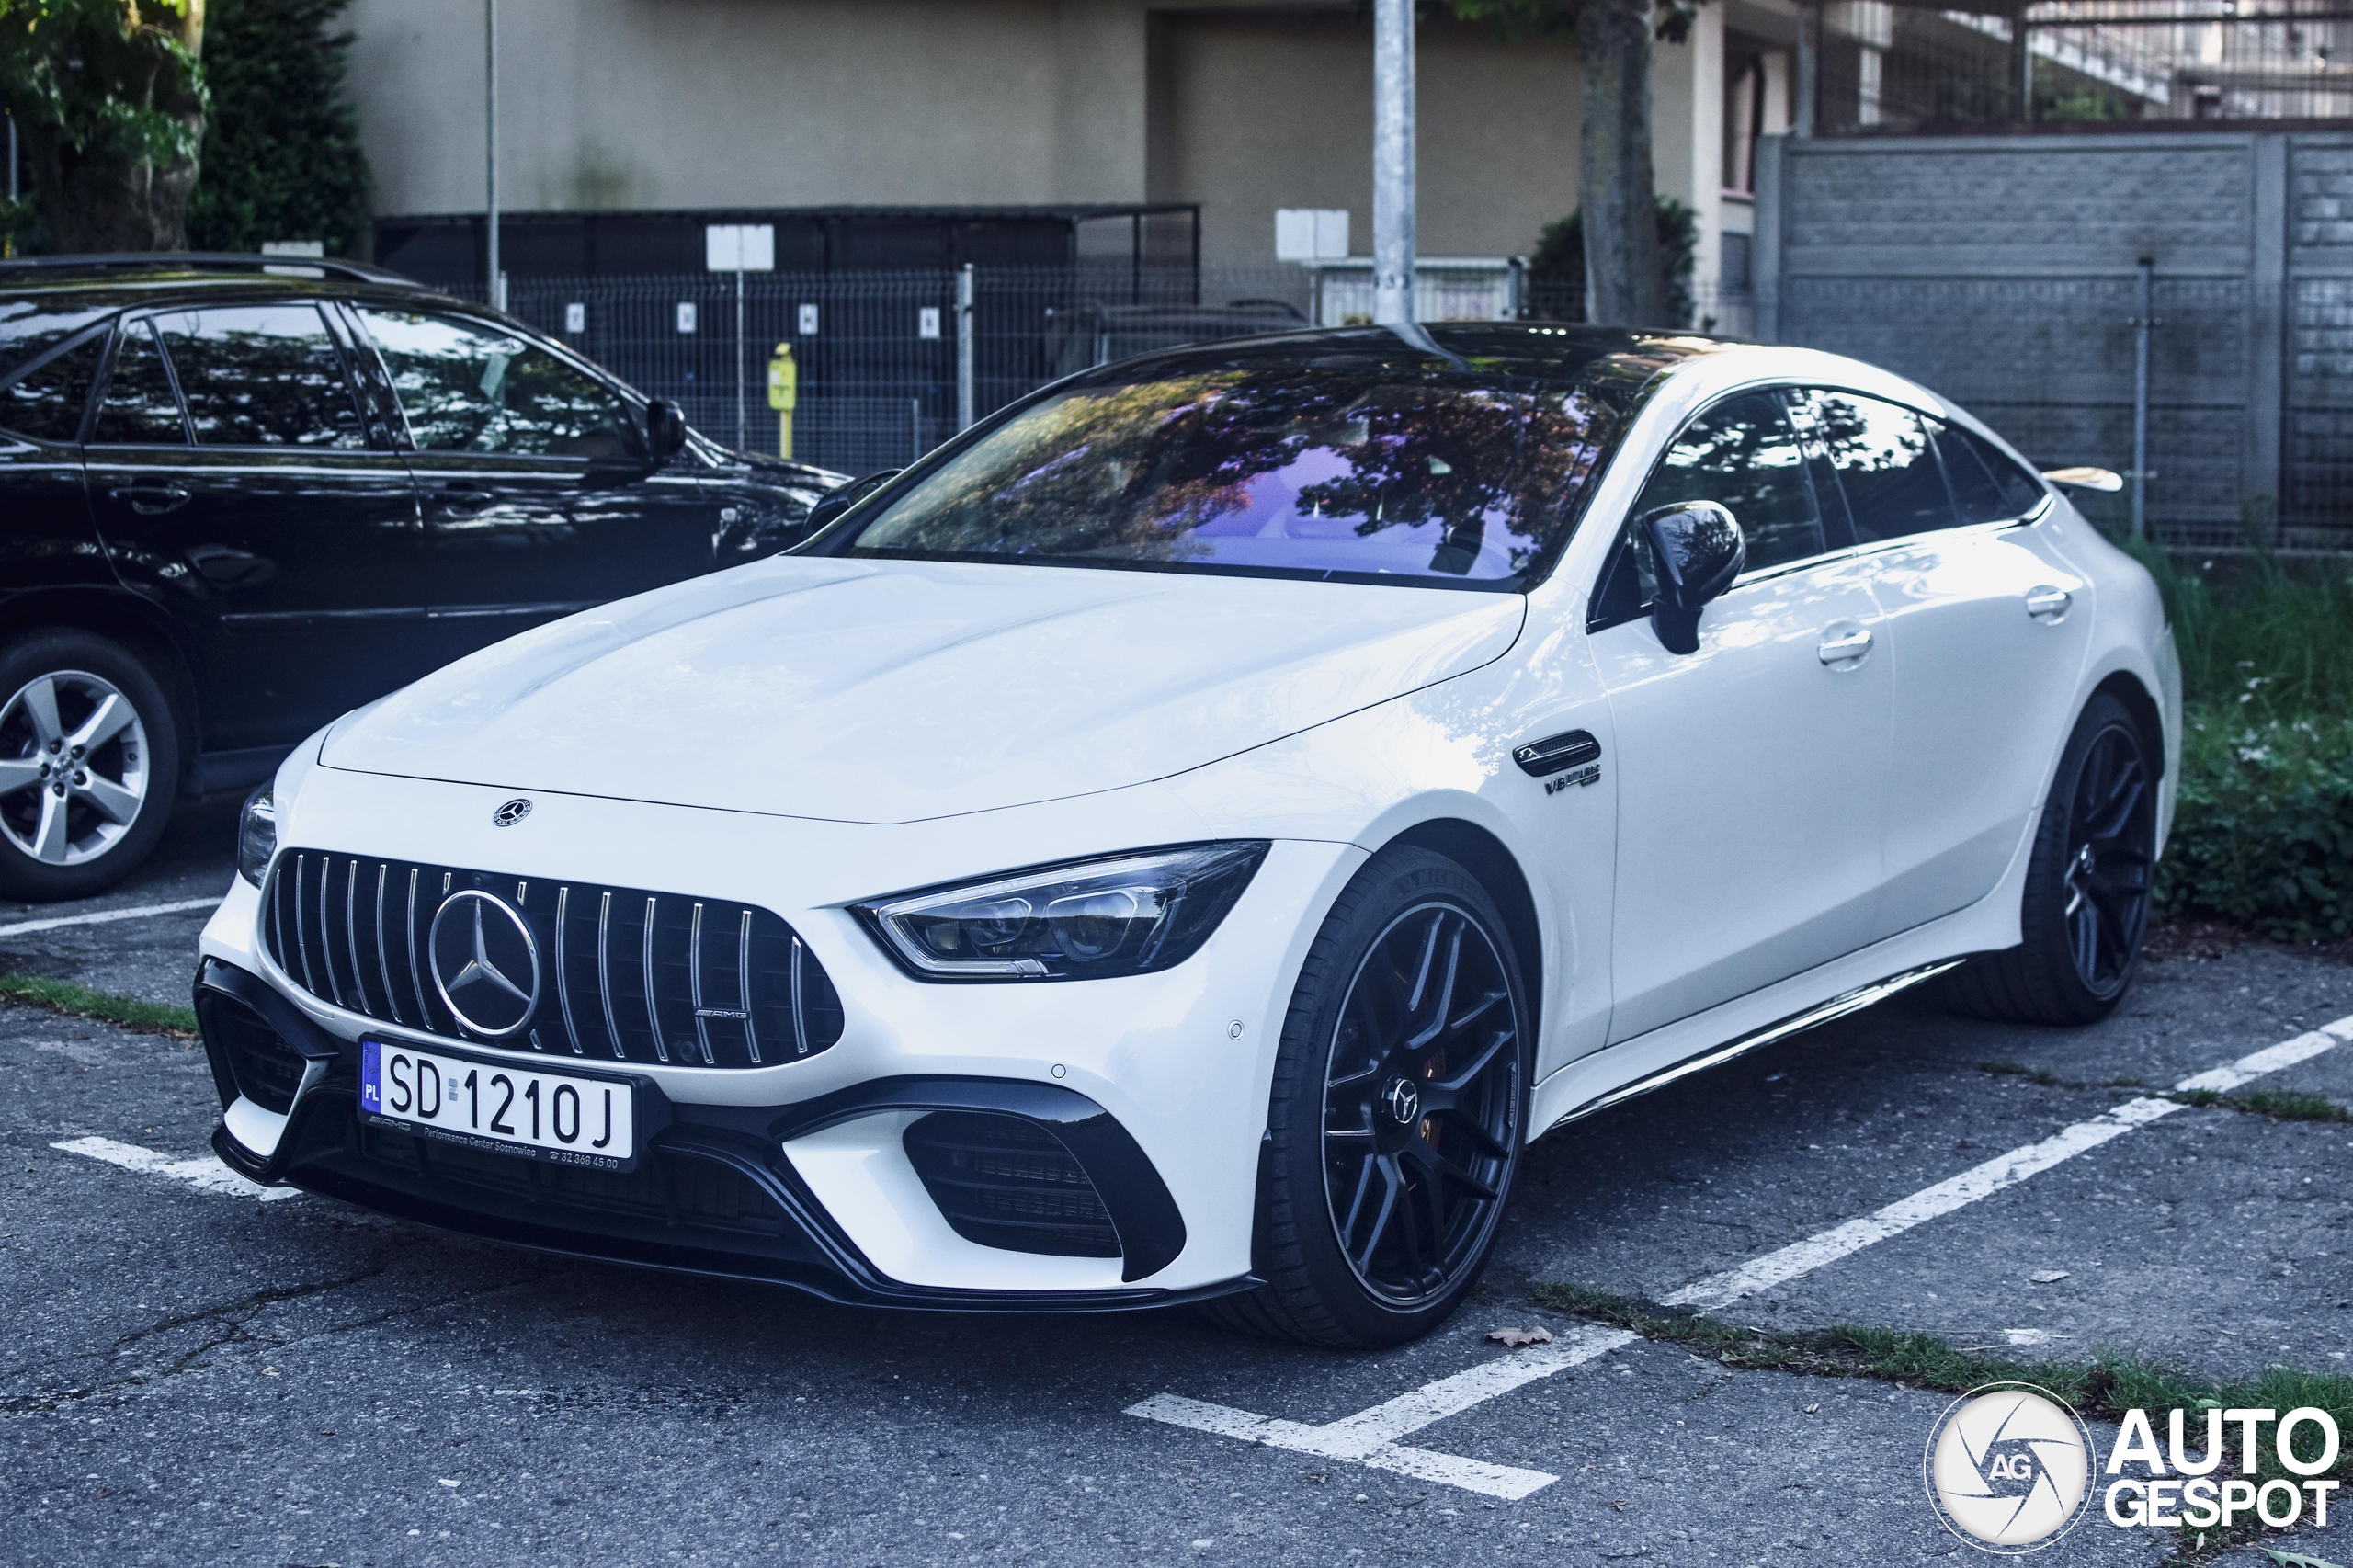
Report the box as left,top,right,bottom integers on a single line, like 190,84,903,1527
320,556,1525,824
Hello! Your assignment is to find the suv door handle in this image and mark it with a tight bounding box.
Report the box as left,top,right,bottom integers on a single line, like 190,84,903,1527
2024,585,2072,621
1817,626,1874,665
108,484,190,516
435,484,497,515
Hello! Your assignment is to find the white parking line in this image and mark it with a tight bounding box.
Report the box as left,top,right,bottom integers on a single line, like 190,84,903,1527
1130,1013,2353,1494
51,1135,299,1201
1664,1014,2353,1312
1128,1324,1639,1498
0,895,221,940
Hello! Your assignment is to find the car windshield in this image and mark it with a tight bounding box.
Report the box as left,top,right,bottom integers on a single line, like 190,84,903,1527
843,360,1626,589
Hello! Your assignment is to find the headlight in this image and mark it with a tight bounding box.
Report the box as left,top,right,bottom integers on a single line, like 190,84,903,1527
236,785,276,887
854,842,1268,981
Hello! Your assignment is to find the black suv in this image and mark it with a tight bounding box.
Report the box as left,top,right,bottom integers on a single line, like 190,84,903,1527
0,255,845,899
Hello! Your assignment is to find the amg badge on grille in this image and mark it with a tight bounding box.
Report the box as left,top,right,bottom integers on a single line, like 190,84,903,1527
492,798,532,826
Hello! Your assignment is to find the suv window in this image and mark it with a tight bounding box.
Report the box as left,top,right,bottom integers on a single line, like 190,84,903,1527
0,334,105,443
90,322,188,446
153,303,366,449
1631,391,1827,574
1799,390,1957,543
357,309,640,460
1936,424,2046,524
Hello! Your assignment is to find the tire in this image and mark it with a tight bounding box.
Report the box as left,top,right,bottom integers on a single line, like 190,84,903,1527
1939,691,2156,1026
1206,846,1530,1349
0,631,182,901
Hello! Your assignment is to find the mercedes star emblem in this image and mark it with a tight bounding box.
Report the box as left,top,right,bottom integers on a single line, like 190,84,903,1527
427,890,541,1038
493,797,532,826
1381,1075,1421,1126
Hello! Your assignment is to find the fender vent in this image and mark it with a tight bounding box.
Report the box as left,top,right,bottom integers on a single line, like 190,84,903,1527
902,1111,1120,1258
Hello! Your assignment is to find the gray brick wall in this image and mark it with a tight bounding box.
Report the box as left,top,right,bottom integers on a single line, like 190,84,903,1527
1765,131,2347,549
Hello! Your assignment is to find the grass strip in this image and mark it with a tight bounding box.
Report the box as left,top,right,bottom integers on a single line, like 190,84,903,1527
1531,1282,2353,1563
0,972,198,1038
2167,1086,2353,1124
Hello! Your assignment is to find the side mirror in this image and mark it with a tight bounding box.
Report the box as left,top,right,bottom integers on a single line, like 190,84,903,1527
807,469,903,533
1639,500,1745,655
646,400,688,467
2040,466,2123,494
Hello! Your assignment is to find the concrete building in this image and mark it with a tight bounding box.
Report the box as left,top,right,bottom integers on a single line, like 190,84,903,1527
347,0,1805,318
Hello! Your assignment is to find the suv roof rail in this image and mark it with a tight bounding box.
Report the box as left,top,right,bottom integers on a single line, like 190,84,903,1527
0,252,418,286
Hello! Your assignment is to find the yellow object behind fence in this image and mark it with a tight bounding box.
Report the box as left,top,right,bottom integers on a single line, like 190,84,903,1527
767,343,798,458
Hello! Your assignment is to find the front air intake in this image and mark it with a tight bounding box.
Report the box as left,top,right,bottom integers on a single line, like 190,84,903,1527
902,1111,1121,1258
259,851,844,1070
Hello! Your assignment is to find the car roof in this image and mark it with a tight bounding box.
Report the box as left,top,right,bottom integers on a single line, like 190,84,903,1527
1063,321,1735,411
0,254,494,321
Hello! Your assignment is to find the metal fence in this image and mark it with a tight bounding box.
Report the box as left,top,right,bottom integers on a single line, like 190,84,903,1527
474,261,1541,475
1813,0,2353,134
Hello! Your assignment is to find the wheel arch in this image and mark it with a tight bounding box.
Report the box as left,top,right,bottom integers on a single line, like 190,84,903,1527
1380,817,1544,1033
2088,668,2165,782
0,589,206,795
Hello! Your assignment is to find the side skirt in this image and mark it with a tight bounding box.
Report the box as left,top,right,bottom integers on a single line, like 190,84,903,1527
1535,959,1961,1134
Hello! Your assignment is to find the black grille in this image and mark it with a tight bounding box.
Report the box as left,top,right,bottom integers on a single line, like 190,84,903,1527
902,1111,1120,1258
259,850,844,1069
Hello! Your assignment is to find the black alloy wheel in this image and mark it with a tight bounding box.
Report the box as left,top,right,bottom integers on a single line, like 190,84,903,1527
2058,722,2155,996
1206,846,1529,1348
1941,691,2157,1026
1323,903,1521,1307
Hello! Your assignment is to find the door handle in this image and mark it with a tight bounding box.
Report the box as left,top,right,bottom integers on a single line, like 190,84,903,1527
1816,626,1874,665
108,484,190,516
2024,585,2073,621
435,484,497,515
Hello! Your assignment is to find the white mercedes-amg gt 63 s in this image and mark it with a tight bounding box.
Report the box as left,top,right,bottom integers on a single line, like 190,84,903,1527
197,324,2177,1348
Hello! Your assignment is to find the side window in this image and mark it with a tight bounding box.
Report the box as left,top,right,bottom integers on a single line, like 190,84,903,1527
1941,425,2046,522
0,334,105,443
153,304,366,449
357,309,642,461
1805,391,1958,543
90,322,188,445
1631,391,1826,574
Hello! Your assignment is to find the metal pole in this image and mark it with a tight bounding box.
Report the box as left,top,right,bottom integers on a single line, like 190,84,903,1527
1372,0,1415,327
2131,256,2154,540
5,109,16,259
955,263,976,433
734,265,746,452
484,0,500,307
1794,2,1819,139
2012,6,2035,122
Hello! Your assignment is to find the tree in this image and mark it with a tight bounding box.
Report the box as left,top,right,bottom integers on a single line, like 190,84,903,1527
186,0,368,256
1449,0,1701,329
1529,196,1698,326
0,0,208,252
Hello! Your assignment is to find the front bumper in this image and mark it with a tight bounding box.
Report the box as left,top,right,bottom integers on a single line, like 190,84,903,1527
194,771,1365,1308
197,958,1235,1311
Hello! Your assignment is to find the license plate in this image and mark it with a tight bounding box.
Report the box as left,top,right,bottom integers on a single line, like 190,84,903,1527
360,1040,636,1170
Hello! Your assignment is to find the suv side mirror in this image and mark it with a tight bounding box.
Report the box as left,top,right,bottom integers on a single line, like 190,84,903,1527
1639,500,1745,655
807,469,903,533
646,400,688,467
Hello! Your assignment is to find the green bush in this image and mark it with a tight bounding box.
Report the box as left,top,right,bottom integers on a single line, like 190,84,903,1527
2129,541,2353,942
185,0,370,257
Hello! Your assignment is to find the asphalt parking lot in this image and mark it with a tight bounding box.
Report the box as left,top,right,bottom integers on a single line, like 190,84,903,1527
3,823,2349,1567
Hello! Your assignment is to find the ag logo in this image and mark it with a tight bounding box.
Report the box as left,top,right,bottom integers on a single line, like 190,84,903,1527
492,797,532,827
427,890,540,1039
1925,1383,2096,1553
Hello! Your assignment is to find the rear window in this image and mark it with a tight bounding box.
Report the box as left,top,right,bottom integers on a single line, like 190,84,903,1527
0,299,117,381
842,366,1625,589
0,334,105,443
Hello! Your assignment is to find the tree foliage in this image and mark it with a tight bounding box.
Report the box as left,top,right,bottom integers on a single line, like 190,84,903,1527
0,0,208,251
1529,196,1699,326
185,0,368,256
